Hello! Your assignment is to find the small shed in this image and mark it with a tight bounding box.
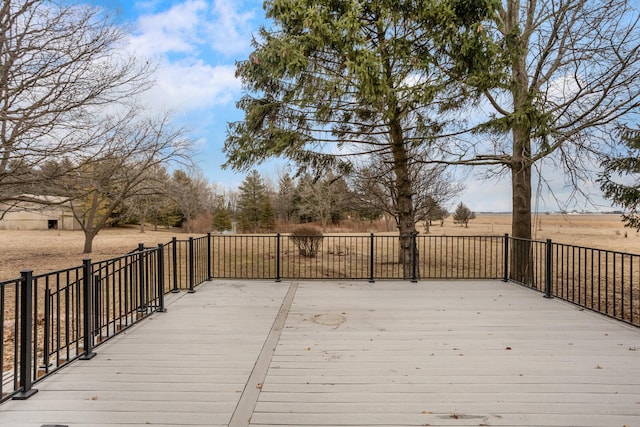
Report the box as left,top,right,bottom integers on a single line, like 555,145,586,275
0,195,81,231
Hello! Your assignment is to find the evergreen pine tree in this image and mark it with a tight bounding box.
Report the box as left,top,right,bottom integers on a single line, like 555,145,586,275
599,128,640,230
211,196,233,232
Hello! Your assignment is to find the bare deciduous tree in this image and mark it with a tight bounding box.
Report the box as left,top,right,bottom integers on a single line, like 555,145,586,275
60,110,191,253
121,165,172,233
167,170,213,234
352,152,462,237
427,0,640,280
294,172,351,233
0,0,153,201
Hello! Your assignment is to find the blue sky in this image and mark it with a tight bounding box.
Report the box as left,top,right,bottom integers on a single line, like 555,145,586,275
88,0,281,188
85,0,614,213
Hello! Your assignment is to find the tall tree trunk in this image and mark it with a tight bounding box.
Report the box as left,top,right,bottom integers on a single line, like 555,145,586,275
510,77,533,283
511,135,533,283
185,213,192,233
507,0,533,284
389,120,417,279
79,193,100,254
139,206,147,233
319,203,328,233
511,133,532,241
83,229,98,254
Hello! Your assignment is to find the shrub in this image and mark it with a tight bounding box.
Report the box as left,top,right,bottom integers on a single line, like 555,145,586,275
184,212,213,233
290,226,323,257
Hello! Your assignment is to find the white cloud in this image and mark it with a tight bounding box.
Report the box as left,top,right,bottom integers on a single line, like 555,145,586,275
206,0,255,55
145,60,240,111
123,1,257,114
128,0,256,58
129,0,208,57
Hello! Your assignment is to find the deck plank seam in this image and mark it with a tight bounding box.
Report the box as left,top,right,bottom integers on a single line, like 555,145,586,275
228,281,298,427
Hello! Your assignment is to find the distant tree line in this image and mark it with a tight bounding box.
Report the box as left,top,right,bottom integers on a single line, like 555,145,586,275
230,167,462,234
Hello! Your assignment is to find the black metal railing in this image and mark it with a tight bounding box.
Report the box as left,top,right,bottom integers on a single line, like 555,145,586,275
163,236,209,293
419,235,504,280
209,234,505,281
507,236,640,327
1,276,26,401
1,231,639,403
1,245,165,402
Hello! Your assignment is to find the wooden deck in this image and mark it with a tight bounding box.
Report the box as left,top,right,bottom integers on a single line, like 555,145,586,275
0,280,638,427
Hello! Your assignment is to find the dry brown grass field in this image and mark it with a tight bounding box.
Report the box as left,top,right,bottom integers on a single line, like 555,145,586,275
0,213,638,281
427,213,640,254
0,226,189,281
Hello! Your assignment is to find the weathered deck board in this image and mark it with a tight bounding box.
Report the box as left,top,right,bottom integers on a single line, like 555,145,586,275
0,281,289,427
253,281,640,427
0,280,638,427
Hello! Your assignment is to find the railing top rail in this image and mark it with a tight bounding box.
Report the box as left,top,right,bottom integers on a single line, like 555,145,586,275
95,247,157,266
0,277,21,288
417,234,505,238
32,264,83,281
127,245,164,253
550,239,640,258
207,233,507,237
508,235,547,245
171,234,209,242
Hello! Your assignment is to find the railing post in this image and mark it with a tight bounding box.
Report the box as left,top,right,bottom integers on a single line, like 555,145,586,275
79,259,96,361
369,233,375,283
137,243,146,311
411,232,418,283
275,233,281,282
94,274,101,337
157,244,166,312
171,237,179,293
13,270,38,399
43,288,51,374
503,233,509,282
207,232,212,280
188,237,195,293
544,239,553,299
